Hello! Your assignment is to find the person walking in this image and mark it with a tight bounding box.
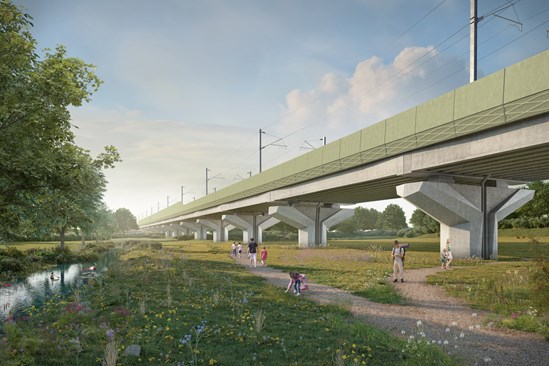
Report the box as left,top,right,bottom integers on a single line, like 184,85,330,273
237,242,242,262
260,246,268,267
391,240,405,283
446,248,453,269
248,238,258,268
231,242,237,258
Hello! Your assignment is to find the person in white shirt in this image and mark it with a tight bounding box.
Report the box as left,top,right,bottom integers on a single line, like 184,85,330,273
391,240,405,283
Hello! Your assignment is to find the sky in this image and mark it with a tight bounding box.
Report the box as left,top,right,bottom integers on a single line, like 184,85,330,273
14,0,549,222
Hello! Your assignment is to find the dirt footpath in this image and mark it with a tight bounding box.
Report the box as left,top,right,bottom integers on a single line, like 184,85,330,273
246,265,549,366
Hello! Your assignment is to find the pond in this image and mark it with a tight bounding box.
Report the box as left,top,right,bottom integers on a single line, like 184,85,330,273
0,249,119,321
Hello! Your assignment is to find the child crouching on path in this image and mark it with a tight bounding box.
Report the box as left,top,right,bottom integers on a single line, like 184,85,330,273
285,272,307,296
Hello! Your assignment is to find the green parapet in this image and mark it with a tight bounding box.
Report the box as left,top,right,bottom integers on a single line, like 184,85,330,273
321,139,342,175
338,130,362,170
415,92,456,148
504,50,549,103
307,147,324,169
456,70,505,119
360,121,387,164
385,107,418,156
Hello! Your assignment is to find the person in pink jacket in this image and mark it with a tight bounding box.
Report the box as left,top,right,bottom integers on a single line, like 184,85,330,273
260,246,268,266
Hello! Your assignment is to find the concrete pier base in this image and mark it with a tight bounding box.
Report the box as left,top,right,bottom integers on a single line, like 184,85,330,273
180,221,207,240
397,180,534,259
222,214,280,243
196,219,234,242
268,204,353,247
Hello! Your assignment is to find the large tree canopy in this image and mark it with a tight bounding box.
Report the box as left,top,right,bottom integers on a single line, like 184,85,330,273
0,0,119,243
113,208,138,235
410,209,439,234
376,204,408,231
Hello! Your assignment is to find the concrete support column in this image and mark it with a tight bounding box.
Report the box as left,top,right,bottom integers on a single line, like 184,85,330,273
196,219,233,242
180,221,207,240
222,214,280,244
397,180,534,259
177,224,190,236
268,204,353,247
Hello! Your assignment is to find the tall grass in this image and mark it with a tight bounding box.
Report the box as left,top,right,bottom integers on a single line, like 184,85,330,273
0,242,458,365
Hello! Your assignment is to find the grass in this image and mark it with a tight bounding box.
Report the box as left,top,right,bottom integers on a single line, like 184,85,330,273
0,242,459,365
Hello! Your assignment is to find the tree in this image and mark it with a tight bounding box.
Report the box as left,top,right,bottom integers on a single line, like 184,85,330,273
354,207,380,231
376,204,408,231
0,1,119,244
113,208,138,235
332,216,358,234
410,209,439,234
81,204,117,243
517,181,549,219
39,145,120,248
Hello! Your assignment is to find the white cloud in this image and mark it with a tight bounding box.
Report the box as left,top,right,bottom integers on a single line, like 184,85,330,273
275,46,466,144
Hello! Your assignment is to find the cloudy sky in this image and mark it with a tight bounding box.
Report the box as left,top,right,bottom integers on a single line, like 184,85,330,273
14,0,548,221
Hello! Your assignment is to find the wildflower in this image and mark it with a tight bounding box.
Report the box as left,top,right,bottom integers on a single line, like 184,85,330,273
445,327,451,333
472,313,477,317
459,332,465,338
416,320,422,327
401,330,406,335
179,334,192,345
106,329,115,339
484,357,492,362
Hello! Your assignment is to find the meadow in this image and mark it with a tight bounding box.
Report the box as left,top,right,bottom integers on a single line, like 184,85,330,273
1,241,459,365
1,232,547,365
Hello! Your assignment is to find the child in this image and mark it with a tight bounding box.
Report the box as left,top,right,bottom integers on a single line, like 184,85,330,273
441,248,449,269
285,272,307,296
231,242,237,258
260,246,268,267
237,242,242,261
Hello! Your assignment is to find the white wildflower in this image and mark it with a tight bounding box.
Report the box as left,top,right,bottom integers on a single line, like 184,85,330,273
459,332,465,338
416,320,422,327
445,327,451,333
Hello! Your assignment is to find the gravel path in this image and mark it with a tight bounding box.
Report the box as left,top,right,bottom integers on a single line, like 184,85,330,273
246,265,549,366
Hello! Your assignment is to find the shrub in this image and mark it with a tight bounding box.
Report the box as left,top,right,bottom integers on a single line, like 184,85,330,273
0,246,25,259
529,242,549,315
0,257,23,272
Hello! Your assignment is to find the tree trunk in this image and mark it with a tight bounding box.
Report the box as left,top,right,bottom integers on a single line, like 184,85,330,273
60,226,65,250
81,232,86,248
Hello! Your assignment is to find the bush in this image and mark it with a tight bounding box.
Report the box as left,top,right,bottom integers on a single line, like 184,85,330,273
0,246,25,259
529,242,549,315
176,235,195,241
0,257,23,272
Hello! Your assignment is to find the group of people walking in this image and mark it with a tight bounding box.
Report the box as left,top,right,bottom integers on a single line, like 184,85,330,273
232,237,454,293
231,239,267,268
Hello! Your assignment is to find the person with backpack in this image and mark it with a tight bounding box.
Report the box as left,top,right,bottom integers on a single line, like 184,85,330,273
248,238,258,268
391,240,405,283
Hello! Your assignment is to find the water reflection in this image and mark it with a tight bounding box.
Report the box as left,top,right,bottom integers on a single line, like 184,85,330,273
0,250,118,320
